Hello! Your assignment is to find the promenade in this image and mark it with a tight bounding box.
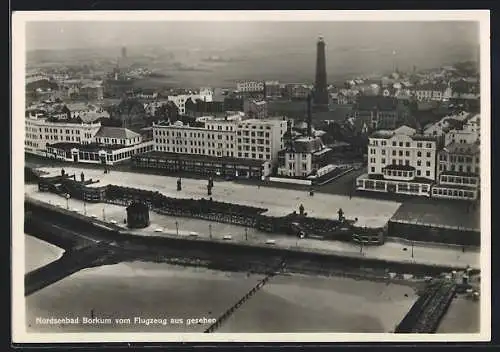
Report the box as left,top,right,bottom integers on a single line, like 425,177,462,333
36,166,400,228
25,181,480,270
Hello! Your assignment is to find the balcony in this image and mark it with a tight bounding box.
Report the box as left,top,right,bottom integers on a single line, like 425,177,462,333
382,164,416,181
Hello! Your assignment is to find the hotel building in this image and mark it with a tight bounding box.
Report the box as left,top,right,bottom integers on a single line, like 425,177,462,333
25,112,153,164
143,117,288,179
432,142,480,200
25,112,102,156
356,126,438,196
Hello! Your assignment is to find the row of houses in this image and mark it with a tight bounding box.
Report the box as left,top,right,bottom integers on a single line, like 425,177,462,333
332,79,479,104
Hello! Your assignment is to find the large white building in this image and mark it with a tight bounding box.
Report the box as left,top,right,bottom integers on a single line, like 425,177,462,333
153,119,237,158
25,113,153,164
234,118,287,165
356,125,438,196
25,113,102,155
152,117,287,167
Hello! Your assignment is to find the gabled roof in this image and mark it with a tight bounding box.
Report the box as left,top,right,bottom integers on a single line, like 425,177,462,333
94,126,140,140
393,125,416,136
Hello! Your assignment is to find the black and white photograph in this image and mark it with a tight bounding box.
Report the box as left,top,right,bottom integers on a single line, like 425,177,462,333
12,10,490,343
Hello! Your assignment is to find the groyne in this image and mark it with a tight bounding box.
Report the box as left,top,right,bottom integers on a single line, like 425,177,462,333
394,279,457,333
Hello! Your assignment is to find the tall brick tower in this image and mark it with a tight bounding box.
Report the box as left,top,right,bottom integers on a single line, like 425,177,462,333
313,36,329,112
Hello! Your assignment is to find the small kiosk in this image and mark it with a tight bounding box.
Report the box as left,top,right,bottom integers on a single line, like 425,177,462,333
126,201,150,229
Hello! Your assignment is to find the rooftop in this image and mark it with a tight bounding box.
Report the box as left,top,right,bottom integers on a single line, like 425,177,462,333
383,165,415,171
94,126,141,140
390,198,479,230
288,136,325,153
47,142,127,152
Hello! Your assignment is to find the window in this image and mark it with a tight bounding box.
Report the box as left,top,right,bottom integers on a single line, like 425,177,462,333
381,150,386,155
417,160,421,166
392,141,396,146
392,150,396,156
371,167,375,172
405,151,410,157
399,142,403,147
405,160,410,166
381,158,386,164
417,170,421,176
426,170,430,177
426,152,431,158
405,142,410,147
426,161,431,167
417,151,422,157
399,151,403,156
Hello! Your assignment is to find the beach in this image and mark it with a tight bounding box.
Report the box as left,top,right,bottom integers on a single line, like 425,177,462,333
26,259,418,333
25,234,65,274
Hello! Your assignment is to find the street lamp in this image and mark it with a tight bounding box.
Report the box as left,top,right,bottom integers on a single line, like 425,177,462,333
83,201,87,216
411,241,414,258
65,193,70,209
245,227,248,241
102,207,106,221
209,224,212,239
175,221,179,236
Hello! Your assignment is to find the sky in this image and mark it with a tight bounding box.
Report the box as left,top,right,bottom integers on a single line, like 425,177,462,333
26,21,480,52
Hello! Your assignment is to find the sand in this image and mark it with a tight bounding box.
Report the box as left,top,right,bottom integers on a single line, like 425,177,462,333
437,296,480,333
218,274,417,333
25,234,65,274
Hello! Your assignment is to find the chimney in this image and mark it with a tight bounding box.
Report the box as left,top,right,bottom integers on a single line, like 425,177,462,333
307,93,313,137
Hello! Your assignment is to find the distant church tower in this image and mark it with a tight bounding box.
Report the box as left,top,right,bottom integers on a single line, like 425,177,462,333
313,36,329,112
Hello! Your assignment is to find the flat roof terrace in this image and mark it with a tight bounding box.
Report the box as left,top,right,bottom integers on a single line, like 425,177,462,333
134,151,266,167
390,198,480,231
